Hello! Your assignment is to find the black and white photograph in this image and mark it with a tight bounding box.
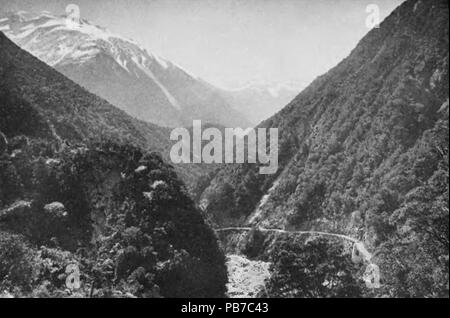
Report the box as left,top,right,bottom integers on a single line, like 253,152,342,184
0,0,448,302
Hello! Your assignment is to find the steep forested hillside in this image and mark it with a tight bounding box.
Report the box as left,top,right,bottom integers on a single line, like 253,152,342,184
0,31,211,191
0,31,168,148
0,140,227,297
0,32,227,297
200,0,449,297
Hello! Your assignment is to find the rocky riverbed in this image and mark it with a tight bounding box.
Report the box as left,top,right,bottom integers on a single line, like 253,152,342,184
226,254,271,298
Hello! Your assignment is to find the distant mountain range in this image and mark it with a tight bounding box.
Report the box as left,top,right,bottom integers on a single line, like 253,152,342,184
0,11,250,128
220,82,301,126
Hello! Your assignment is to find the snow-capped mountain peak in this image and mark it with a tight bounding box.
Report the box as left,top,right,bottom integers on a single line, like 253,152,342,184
0,10,250,128
0,11,171,72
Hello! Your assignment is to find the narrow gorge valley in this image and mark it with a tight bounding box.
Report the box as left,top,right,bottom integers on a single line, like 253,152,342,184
1,0,448,299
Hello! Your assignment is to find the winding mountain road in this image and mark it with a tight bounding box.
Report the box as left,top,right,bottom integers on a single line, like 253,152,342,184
216,226,381,290
216,227,360,243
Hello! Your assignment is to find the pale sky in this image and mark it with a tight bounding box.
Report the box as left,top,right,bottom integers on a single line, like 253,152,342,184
0,0,404,89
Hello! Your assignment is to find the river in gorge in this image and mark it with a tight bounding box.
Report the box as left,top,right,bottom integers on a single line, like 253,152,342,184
225,254,272,298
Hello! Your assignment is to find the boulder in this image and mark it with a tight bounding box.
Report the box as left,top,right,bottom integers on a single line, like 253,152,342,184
44,202,68,218
135,165,147,173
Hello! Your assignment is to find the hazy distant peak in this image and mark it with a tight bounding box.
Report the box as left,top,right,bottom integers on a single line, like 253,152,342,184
229,81,304,96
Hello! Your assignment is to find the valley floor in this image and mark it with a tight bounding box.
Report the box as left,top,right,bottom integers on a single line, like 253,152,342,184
226,254,271,298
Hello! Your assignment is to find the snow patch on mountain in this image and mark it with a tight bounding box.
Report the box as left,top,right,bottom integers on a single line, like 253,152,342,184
132,56,181,110
2,12,170,72
1,10,250,128
13,27,36,39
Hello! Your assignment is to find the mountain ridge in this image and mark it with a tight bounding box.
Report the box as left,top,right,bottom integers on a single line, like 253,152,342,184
0,30,216,193
0,28,227,298
199,0,449,297
0,11,250,128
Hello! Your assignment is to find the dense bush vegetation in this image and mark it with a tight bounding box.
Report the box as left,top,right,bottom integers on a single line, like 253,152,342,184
0,138,227,297
200,0,449,297
0,27,227,297
265,238,362,298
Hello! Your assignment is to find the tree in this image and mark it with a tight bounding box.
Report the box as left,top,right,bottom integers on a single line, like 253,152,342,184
266,237,362,298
